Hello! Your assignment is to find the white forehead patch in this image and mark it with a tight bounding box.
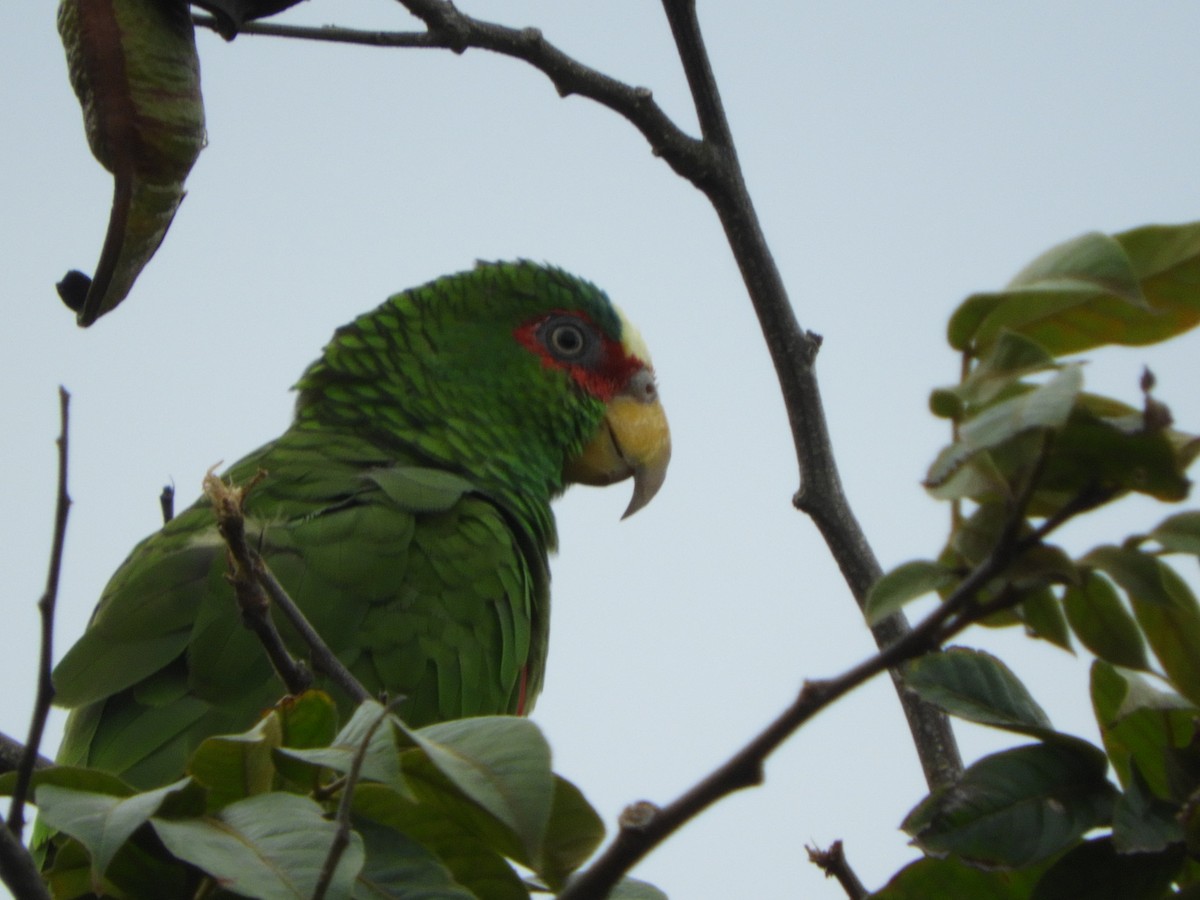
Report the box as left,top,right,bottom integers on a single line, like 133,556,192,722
615,303,653,366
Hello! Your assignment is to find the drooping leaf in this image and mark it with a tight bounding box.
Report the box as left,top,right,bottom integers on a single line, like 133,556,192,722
948,223,1200,356
955,331,1060,407
152,793,364,900
1111,764,1184,854
957,366,1083,451
188,712,280,810
1031,394,1194,509
1090,550,1200,706
1086,545,1177,607
1090,661,1197,797
36,777,195,875
352,819,477,900
925,367,1082,495
536,776,605,889
903,740,1116,867
1017,586,1073,650
605,878,670,899
273,689,341,788
1151,511,1200,557
864,560,957,625
411,716,555,865
905,647,1054,737
57,0,206,325
1064,571,1150,671
1031,836,1182,900
871,854,1045,900
353,782,528,900
278,700,408,796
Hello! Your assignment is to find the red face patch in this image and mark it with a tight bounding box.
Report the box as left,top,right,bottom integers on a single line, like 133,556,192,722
514,310,644,401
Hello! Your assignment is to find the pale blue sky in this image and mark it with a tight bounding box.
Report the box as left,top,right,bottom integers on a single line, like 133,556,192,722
4,4,1200,897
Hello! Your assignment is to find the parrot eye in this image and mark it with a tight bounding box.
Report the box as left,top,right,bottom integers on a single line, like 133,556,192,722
541,316,596,364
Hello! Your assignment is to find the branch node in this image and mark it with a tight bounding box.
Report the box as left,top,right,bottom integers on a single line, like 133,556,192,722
617,800,660,831
806,840,868,900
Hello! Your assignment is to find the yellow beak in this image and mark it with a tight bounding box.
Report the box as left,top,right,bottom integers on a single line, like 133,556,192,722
564,369,671,518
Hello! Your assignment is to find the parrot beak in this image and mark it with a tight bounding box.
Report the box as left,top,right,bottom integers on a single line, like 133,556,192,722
565,368,671,519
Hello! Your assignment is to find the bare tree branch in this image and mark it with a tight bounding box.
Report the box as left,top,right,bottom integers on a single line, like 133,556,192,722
7,388,72,840
806,840,868,900
0,733,51,779
312,703,393,900
0,822,49,900
558,486,1103,899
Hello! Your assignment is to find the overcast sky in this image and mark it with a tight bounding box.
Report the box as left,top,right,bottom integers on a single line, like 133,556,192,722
4,3,1200,898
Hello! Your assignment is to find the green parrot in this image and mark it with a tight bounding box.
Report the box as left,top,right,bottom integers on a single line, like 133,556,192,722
51,260,670,790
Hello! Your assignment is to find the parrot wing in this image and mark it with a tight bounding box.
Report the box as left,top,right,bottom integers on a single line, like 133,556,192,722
53,427,548,788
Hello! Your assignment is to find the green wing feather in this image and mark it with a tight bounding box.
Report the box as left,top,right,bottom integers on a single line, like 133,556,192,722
53,425,547,788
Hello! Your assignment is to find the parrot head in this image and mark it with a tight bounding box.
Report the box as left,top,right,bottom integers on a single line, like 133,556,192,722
294,260,670,523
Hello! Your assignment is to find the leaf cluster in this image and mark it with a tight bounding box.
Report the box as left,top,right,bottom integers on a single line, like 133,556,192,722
2,694,660,899
867,222,1200,898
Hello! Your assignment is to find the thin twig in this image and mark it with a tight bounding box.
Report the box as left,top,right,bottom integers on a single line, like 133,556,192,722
312,704,393,900
193,13,435,47
203,472,372,705
7,387,72,839
806,840,867,900
256,568,372,705
204,471,314,697
559,487,1097,899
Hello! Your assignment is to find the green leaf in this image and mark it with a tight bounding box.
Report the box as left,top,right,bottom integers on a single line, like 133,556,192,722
353,820,477,900
957,366,1083,450
353,782,528,900
905,647,1054,737
606,878,670,899
1018,585,1073,650
1111,764,1184,854
0,765,132,800
36,777,194,875
273,689,341,789
1032,396,1194,508
536,776,605,889
865,560,957,625
872,854,1045,900
1064,572,1150,671
277,690,341,749
1031,837,1182,900
412,717,555,865
1151,511,1200,556
278,700,408,795
1084,546,1200,699
152,793,364,900
189,712,281,810
1086,545,1177,607
925,368,1082,497
957,331,1060,406
1090,661,1196,798
903,740,1117,867
948,223,1200,356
